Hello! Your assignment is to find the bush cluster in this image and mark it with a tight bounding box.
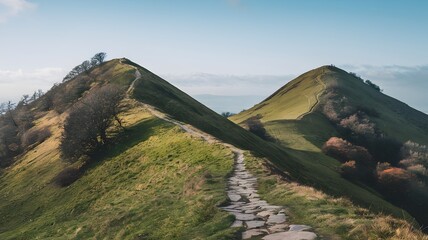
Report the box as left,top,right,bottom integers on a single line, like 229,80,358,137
245,115,273,141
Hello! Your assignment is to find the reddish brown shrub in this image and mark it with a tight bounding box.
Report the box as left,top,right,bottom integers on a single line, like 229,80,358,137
340,160,358,179
377,167,413,194
323,137,373,164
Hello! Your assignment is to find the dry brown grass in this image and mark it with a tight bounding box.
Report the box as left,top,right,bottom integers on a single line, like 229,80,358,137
244,154,428,240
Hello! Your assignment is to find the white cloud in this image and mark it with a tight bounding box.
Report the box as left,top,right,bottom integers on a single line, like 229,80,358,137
339,64,428,113
0,0,36,23
161,73,294,96
162,66,428,114
0,67,66,102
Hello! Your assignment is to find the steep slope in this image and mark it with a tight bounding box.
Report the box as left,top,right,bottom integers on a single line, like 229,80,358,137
1,59,426,239
126,60,415,216
231,65,428,229
231,65,428,146
231,67,326,123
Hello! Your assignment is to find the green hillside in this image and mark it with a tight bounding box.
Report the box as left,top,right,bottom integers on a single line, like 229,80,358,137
231,67,326,123
1,59,426,239
231,65,428,229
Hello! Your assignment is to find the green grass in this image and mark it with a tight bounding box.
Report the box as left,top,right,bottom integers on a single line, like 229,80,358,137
265,112,338,151
230,66,325,123
244,154,427,240
321,66,428,145
127,60,414,221
0,118,239,239
3,59,424,238
229,65,427,222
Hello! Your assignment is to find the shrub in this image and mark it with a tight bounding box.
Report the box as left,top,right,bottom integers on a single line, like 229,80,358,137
21,127,51,149
322,137,373,165
407,164,427,176
339,113,376,136
340,161,358,179
365,80,382,92
368,137,403,166
377,166,413,194
245,116,273,141
321,90,354,122
53,167,82,187
221,112,235,118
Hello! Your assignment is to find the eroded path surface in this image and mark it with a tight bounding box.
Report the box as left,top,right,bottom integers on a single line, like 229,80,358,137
221,150,317,240
130,68,317,240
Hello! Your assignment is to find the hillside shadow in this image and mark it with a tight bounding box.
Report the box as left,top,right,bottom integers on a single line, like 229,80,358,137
81,118,166,173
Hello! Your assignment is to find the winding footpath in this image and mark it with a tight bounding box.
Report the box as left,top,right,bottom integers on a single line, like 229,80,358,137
221,152,317,240
297,75,326,120
127,68,317,239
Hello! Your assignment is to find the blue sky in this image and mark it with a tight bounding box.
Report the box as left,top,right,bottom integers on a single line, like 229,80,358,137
1,0,427,113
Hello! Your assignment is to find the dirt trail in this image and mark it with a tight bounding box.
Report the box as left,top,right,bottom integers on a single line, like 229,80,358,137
130,68,317,240
126,65,142,95
297,75,326,120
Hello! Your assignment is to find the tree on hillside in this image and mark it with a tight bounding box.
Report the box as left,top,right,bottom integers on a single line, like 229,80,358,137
221,112,235,117
245,116,273,141
91,52,107,65
60,84,124,161
81,60,92,74
63,52,107,82
365,80,382,92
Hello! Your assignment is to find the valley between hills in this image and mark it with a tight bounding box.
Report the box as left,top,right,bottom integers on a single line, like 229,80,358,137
0,56,427,239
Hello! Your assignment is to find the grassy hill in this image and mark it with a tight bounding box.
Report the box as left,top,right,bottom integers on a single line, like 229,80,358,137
0,59,426,239
231,65,428,229
231,65,428,147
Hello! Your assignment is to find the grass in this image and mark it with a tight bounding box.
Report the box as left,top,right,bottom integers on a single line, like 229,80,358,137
244,154,428,240
230,66,325,123
319,66,428,145
230,65,428,225
128,60,415,222
0,107,239,239
2,59,426,238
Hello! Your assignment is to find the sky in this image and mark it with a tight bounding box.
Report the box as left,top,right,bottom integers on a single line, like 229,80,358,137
0,0,427,113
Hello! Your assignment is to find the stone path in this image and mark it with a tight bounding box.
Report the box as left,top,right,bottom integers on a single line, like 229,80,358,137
128,68,317,239
221,150,317,240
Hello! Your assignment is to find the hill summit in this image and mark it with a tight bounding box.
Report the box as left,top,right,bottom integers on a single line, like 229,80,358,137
1,57,427,239
231,64,428,229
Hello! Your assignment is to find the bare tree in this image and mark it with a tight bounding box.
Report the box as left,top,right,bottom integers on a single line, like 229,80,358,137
60,84,124,161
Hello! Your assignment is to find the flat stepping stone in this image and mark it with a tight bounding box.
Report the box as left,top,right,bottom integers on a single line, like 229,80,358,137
231,220,243,228
257,210,275,218
243,229,268,239
232,212,257,221
224,208,243,213
289,225,312,232
245,209,260,214
262,231,317,240
246,220,265,229
268,223,289,233
228,193,241,202
267,214,286,224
